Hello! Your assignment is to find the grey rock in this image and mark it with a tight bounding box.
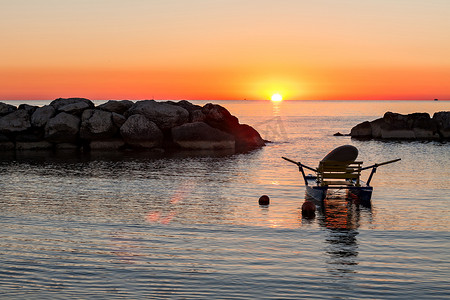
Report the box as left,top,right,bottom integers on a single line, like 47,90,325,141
350,121,372,138
18,104,38,115
201,103,265,151
433,111,450,129
80,109,117,140
233,124,266,150
59,102,91,115
45,112,80,143
351,111,448,140
172,122,235,150
381,129,415,139
191,110,206,122
369,118,385,138
381,112,438,139
50,98,94,111
168,100,203,122
0,109,31,133
202,103,239,133
31,105,56,127
433,111,450,138
112,112,127,128
98,100,133,114
0,102,17,116
120,114,163,148
127,100,189,130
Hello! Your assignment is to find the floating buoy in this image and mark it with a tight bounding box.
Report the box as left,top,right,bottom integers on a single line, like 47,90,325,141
302,200,316,218
259,195,270,205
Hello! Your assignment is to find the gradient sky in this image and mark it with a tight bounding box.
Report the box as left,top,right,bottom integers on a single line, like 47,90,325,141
1,0,449,100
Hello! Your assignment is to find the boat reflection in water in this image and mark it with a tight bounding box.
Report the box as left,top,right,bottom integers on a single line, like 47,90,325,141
304,191,371,278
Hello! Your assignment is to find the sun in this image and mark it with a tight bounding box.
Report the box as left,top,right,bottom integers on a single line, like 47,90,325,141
271,93,283,102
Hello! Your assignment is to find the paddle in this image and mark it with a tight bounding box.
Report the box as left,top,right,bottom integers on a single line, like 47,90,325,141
360,158,401,171
282,157,317,172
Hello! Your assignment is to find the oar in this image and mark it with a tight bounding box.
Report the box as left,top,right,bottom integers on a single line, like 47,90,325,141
360,158,401,171
282,157,317,172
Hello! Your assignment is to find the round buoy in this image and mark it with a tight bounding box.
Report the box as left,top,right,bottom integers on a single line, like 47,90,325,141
301,200,316,218
259,195,270,205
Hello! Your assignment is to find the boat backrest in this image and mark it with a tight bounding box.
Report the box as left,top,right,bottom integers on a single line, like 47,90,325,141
317,160,362,187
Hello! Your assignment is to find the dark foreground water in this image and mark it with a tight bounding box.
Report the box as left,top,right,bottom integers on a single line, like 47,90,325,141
1,100,449,299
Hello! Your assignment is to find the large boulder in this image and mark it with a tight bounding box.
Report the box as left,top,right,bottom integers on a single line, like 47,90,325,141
50,98,94,112
0,109,31,133
120,114,163,148
111,112,127,128
201,103,265,150
31,105,56,127
45,112,81,143
0,102,17,116
127,100,189,130
433,111,450,139
381,112,437,139
98,100,133,114
350,121,372,138
168,100,203,122
233,124,266,150
369,118,385,138
18,104,38,115
409,113,439,139
202,103,239,133
171,122,235,150
80,109,117,140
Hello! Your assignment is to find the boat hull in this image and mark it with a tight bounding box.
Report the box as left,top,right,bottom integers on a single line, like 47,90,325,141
304,175,372,207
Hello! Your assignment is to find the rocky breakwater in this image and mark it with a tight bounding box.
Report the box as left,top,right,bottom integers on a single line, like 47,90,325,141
350,111,450,140
0,98,265,152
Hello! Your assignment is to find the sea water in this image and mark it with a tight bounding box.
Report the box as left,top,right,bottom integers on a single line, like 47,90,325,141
0,100,449,299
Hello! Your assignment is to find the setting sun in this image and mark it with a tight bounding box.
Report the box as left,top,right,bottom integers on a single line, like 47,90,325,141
271,93,283,102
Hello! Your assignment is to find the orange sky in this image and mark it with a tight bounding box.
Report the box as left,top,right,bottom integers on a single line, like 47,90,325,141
1,0,449,100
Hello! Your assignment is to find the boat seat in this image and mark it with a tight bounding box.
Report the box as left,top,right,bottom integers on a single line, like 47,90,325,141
321,180,353,186
317,160,362,187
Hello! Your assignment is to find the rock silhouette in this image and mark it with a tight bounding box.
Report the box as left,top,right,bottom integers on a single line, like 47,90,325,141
0,98,266,152
351,111,449,140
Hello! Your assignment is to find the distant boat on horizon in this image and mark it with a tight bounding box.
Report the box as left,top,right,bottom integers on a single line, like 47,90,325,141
434,98,439,101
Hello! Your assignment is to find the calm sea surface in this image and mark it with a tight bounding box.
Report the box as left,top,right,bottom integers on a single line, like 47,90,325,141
1,100,449,299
